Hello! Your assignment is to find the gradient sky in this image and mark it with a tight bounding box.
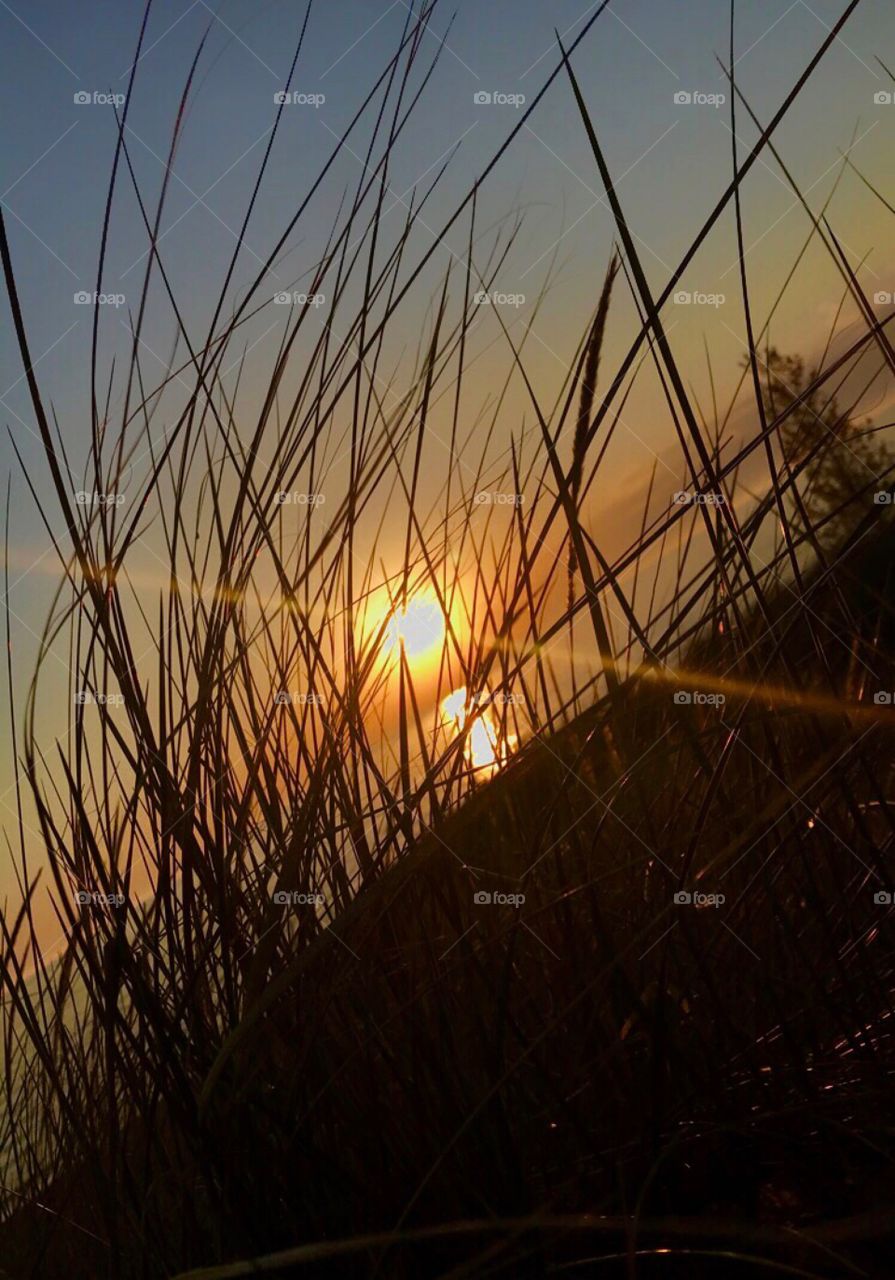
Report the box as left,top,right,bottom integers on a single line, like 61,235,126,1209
2,0,895,913
3,0,894,473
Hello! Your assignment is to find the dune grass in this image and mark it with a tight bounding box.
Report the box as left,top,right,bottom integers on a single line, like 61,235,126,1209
2,1,895,1276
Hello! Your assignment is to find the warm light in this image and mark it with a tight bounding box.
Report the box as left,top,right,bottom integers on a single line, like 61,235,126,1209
383,593,446,662
441,687,467,721
440,685,516,775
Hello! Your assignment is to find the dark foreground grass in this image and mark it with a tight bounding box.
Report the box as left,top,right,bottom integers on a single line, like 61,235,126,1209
2,1,895,1276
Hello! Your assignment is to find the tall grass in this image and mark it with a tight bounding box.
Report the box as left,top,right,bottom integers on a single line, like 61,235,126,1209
2,1,895,1276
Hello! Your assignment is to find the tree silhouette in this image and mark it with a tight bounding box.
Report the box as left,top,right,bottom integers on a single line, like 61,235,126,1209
758,348,893,546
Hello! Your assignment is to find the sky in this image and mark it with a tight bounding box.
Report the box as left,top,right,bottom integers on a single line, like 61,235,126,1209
2,1,893,504
3,1,894,459
1,0,895,915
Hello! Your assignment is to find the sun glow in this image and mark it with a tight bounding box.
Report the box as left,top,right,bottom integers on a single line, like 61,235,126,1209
382,593,446,662
440,685,517,775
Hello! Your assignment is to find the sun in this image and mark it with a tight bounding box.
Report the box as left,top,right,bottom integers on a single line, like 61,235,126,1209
440,685,517,775
383,593,446,661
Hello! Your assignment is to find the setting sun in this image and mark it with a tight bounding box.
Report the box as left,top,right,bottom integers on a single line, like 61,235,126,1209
441,685,517,775
383,593,446,662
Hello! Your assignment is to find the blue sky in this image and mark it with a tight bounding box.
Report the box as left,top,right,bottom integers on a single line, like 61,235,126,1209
2,1,893,467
